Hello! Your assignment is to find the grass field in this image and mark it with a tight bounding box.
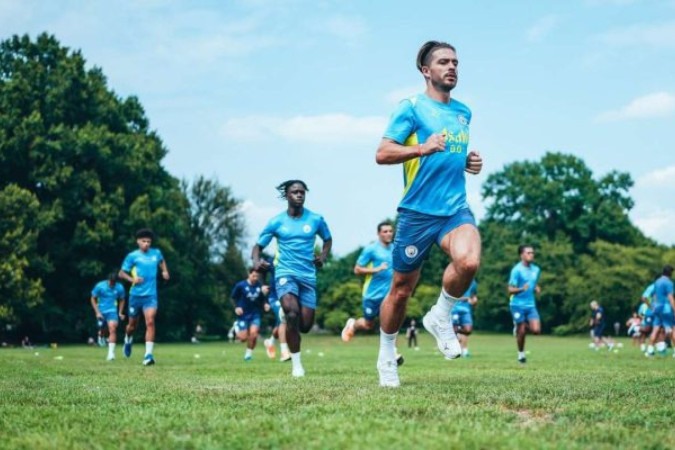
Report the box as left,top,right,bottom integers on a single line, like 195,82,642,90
1,333,674,450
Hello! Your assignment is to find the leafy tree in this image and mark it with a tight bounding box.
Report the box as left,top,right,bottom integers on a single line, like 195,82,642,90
482,152,647,251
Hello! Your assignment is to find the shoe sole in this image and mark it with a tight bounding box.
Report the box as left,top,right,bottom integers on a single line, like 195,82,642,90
143,360,155,366
422,314,461,360
341,319,355,342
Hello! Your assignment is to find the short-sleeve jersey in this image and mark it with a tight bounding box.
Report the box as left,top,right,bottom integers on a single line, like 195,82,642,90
654,276,674,312
121,248,164,297
383,93,472,216
642,283,655,302
356,241,393,301
509,262,541,307
91,281,125,313
256,208,332,282
592,306,605,326
231,280,265,315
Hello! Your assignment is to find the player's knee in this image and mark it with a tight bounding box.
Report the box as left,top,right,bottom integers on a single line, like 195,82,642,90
462,326,473,335
392,284,413,303
363,320,375,331
284,308,300,328
456,256,480,277
109,324,117,333
299,322,313,333
530,326,541,335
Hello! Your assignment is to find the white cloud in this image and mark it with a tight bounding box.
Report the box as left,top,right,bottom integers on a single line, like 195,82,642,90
637,165,675,188
595,92,675,122
598,20,675,47
632,209,675,245
526,15,559,42
221,113,387,144
384,85,424,104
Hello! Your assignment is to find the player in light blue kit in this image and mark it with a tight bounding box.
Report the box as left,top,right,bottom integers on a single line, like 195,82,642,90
375,41,484,387
646,265,675,357
341,221,403,365
252,180,332,377
118,228,169,366
451,279,478,358
90,271,126,361
231,268,270,361
508,245,541,365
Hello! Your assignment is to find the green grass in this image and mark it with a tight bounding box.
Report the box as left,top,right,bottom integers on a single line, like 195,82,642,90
1,333,674,450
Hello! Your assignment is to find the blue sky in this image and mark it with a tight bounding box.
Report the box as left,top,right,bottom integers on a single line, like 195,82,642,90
2,0,674,255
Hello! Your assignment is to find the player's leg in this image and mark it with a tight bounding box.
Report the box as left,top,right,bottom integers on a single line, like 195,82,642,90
511,304,527,363
142,305,157,365
457,311,473,357
264,300,280,359
425,221,480,360
123,298,141,358
281,291,305,377
245,322,260,361
342,299,378,342
278,322,290,362
106,317,118,361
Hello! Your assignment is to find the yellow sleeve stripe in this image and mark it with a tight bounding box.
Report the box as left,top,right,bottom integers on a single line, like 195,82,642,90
362,262,374,296
402,133,420,197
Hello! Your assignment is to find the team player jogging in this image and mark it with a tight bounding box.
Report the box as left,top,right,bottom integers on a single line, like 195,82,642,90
374,40,483,387
118,228,169,366
252,180,332,378
341,221,403,365
89,272,126,361
508,245,541,365
231,268,270,361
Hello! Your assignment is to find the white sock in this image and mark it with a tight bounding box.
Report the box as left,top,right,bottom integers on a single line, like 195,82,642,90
145,341,154,356
108,343,115,357
640,343,646,352
462,348,469,356
518,351,526,359
124,335,133,344
280,343,289,353
268,336,275,345
434,289,456,317
656,342,667,352
647,345,654,354
379,329,398,361
245,348,253,357
290,352,303,370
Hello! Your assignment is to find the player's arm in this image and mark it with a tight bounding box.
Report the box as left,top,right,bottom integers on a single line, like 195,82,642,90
508,283,528,295
118,297,126,321
251,244,270,272
160,259,169,281
314,238,332,268
468,295,478,306
376,136,446,165
354,264,387,275
90,296,102,318
118,268,135,284
231,285,243,315
669,292,675,313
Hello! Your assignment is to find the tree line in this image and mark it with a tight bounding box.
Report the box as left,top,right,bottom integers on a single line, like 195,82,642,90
1,34,672,343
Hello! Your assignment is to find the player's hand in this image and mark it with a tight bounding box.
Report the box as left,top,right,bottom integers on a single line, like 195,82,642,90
119,313,126,321
133,276,144,285
262,285,270,295
235,307,243,316
96,314,103,321
162,270,170,281
255,259,271,272
522,283,529,292
314,255,326,269
465,151,483,175
377,262,389,272
421,133,447,155
535,285,541,295
264,303,270,312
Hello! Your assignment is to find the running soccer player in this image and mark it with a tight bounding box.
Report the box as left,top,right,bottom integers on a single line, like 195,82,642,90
252,180,332,378
375,40,483,387
646,265,675,357
451,278,478,358
508,245,541,365
231,268,270,361
90,271,126,361
262,255,291,362
590,300,615,351
118,228,169,366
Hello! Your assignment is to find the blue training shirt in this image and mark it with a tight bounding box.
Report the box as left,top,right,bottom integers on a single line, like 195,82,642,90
509,262,541,307
654,276,674,313
257,208,332,282
641,283,655,301
383,93,472,216
356,241,393,301
231,280,265,316
91,281,125,314
454,279,477,312
121,248,164,297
